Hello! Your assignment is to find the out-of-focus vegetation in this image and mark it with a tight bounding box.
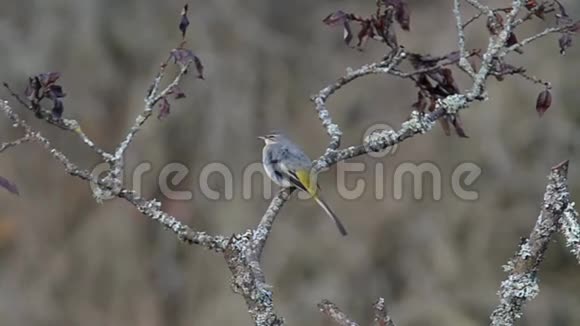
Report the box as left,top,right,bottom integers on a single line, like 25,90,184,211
0,0,579,325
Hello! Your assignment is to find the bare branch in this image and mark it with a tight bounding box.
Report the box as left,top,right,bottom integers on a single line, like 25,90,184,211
318,300,360,326
0,135,33,153
490,160,572,326
2,82,112,161
226,232,284,326
372,298,397,326
453,0,477,77
310,48,407,152
0,99,228,253
559,203,580,262
112,61,192,178
253,188,293,258
500,22,579,56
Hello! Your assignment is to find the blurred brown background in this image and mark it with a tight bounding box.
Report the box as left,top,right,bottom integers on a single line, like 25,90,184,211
0,0,579,325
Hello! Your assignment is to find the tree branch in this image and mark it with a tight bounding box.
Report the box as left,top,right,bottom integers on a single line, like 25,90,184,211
489,160,577,326
318,300,360,326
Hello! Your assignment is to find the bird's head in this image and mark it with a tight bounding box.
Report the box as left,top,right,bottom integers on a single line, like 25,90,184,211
258,133,286,145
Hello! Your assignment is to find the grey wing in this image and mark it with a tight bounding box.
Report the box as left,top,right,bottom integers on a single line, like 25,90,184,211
277,143,313,192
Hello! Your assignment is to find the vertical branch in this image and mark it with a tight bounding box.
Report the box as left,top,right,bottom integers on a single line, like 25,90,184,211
372,298,397,326
453,0,477,77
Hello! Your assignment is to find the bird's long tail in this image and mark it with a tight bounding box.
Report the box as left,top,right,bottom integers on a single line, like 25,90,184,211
314,195,348,236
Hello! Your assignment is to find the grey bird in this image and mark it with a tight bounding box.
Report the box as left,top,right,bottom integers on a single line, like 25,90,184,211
259,133,348,236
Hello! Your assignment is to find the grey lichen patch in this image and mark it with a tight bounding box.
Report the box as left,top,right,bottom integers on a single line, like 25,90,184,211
517,240,534,260
491,273,540,326
401,110,436,134
327,124,342,137
363,129,397,153
438,94,467,115
560,202,580,262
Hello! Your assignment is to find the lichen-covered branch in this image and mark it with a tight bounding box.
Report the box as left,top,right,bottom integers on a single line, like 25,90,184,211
317,297,397,326
0,99,228,253
252,188,293,258
310,48,407,152
226,232,284,326
318,300,360,326
111,61,192,179
489,160,576,326
0,1,578,325
2,82,113,161
372,298,397,326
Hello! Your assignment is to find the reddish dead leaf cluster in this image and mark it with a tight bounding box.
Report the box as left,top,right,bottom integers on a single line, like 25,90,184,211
157,4,204,119
536,88,552,117
323,0,410,49
553,0,580,54
409,53,470,137
179,4,190,39
24,72,66,119
323,0,579,126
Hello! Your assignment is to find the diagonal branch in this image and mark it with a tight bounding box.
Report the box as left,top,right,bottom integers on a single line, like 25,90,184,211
2,82,112,161
0,99,228,253
310,48,407,153
111,61,192,178
253,188,293,258
318,300,360,326
489,160,574,326
453,0,477,77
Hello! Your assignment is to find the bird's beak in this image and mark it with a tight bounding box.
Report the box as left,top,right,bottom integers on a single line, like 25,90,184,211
257,136,266,141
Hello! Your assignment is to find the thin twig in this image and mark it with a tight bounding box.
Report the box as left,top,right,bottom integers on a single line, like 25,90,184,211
453,0,477,77
318,300,360,326
2,82,112,161
0,135,33,153
112,61,192,177
372,298,397,326
310,48,407,152
0,99,227,253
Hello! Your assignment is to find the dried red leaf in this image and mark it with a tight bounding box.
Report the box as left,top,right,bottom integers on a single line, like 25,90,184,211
52,98,64,118
533,4,546,20
439,116,451,136
555,0,569,19
157,97,171,120
356,20,373,48
193,55,204,79
395,1,410,31
170,48,203,79
170,48,195,66
507,32,524,54
411,91,427,112
536,89,552,116
323,10,350,26
37,72,61,86
0,176,19,196
559,33,573,55
525,0,537,10
486,12,504,35
441,69,460,94
569,21,580,33
168,85,186,99
374,11,397,48
451,114,468,138
47,85,66,98
179,4,190,39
